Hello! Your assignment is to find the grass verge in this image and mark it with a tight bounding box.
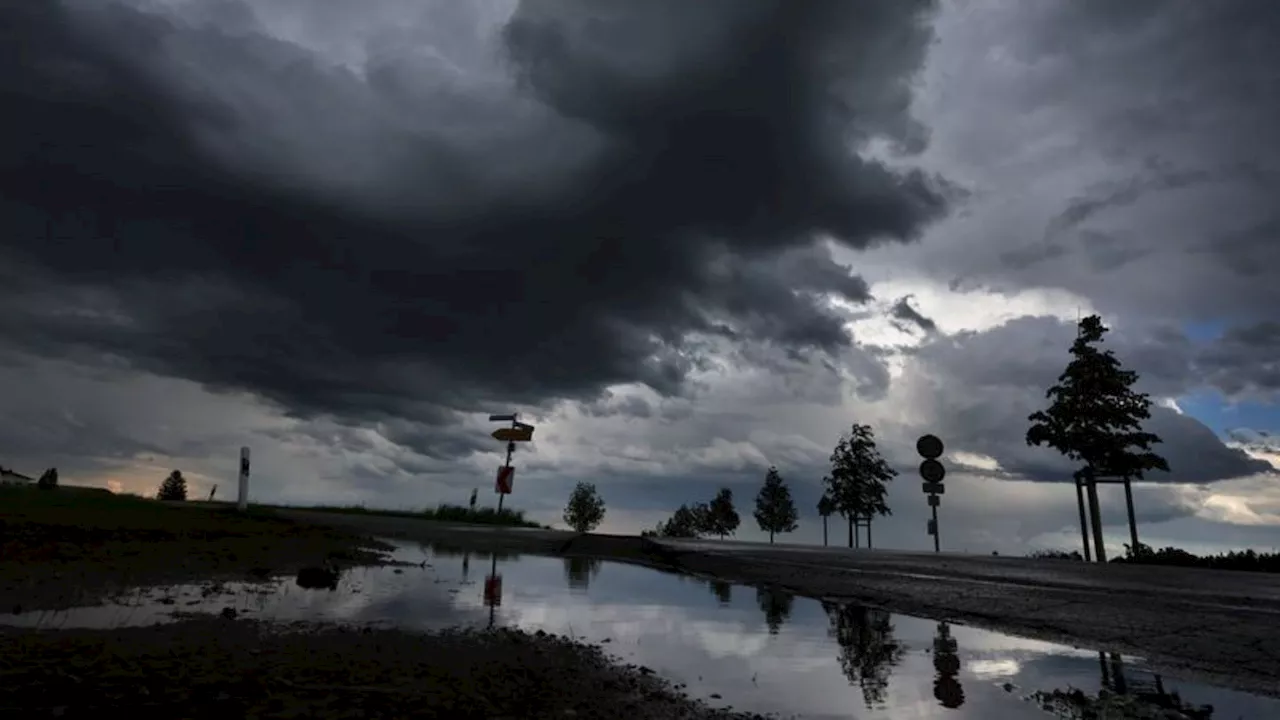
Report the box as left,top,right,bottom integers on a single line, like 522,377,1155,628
0,486,392,613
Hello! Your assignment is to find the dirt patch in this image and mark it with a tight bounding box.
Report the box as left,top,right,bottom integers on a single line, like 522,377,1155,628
0,618,770,719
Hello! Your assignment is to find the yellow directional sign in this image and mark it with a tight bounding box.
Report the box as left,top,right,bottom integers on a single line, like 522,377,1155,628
492,426,534,442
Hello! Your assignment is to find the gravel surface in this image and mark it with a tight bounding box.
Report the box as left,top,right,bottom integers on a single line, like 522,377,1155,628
0,618,772,719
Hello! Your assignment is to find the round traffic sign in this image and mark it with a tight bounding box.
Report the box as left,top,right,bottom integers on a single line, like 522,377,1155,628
916,434,944,459
920,459,946,483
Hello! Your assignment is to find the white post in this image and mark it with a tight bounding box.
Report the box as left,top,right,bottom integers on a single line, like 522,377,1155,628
237,446,250,511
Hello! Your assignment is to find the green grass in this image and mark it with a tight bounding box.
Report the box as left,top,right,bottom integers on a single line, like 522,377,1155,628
0,484,290,534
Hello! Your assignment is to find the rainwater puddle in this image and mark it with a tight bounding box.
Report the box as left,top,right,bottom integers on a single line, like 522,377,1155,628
7,540,1278,719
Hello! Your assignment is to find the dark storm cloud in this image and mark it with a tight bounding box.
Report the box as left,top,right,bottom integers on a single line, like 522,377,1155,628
888,296,936,334
0,0,949,455
920,0,1280,323
1195,321,1280,398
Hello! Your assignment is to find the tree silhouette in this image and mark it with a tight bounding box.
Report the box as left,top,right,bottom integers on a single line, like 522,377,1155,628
823,601,905,708
646,502,712,538
157,470,187,501
705,487,741,538
755,586,794,635
1027,314,1169,560
36,467,58,491
824,424,896,548
753,466,798,543
708,579,732,605
563,482,607,532
932,622,965,709
563,556,602,590
817,493,836,547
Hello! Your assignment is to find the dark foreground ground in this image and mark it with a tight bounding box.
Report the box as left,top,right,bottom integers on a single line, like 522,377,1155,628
1,492,765,719
0,493,394,613
274,510,1280,699
0,619,765,720
6,494,1280,712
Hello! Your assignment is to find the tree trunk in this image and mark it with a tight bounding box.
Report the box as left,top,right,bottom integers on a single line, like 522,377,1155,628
769,531,775,544
1086,472,1106,562
867,520,873,549
847,516,853,548
822,517,828,547
1075,476,1092,561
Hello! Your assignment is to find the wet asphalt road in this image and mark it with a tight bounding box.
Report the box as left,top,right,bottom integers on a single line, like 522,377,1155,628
277,511,1280,697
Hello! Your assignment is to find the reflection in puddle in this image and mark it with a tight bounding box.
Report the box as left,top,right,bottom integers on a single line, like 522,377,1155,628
6,539,1277,719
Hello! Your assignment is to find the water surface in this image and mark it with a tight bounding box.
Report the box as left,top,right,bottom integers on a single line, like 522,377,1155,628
7,540,1274,719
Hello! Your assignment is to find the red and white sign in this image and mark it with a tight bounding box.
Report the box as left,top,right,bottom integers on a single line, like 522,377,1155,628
495,466,514,494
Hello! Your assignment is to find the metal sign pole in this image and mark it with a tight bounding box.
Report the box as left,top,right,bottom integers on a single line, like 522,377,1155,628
932,504,940,553
497,415,516,514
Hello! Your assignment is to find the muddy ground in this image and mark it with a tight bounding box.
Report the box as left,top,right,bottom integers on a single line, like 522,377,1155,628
1,493,767,719
0,618,767,719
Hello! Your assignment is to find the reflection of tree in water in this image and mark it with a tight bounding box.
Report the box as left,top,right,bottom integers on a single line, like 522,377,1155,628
563,556,602,590
1033,654,1214,720
755,587,794,634
932,622,964,709
823,601,905,708
708,580,732,605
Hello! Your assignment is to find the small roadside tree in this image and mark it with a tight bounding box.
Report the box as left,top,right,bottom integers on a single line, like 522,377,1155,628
753,466,798,544
817,493,837,547
823,424,896,548
1027,314,1169,562
659,503,711,538
36,467,58,491
705,487,741,539
563,482,607,533
157,470,187,501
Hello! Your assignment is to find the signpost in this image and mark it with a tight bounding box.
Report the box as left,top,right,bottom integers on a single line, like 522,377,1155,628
495,466,514,495
492,426,534,442
917,435,945,552
488,413,535,513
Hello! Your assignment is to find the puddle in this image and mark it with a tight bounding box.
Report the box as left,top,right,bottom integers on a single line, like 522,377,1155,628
7,539,1277,719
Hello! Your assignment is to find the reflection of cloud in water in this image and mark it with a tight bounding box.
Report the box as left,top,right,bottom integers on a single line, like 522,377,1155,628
968,658,1020,679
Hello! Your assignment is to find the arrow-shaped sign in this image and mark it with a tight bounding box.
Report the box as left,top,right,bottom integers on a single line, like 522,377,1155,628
492,426,534,442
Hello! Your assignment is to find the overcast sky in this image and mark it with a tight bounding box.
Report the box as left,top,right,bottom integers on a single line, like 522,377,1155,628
3,0,1278,556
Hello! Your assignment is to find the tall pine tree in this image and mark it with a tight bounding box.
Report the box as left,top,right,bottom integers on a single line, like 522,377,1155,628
753,466,798,544
1027,314,1169,561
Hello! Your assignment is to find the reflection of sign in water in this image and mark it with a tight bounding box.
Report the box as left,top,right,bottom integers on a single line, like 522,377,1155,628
483,574,503,607
932,622,965,709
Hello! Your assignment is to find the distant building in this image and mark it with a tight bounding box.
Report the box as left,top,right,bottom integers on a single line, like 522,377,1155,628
0,466,34,485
